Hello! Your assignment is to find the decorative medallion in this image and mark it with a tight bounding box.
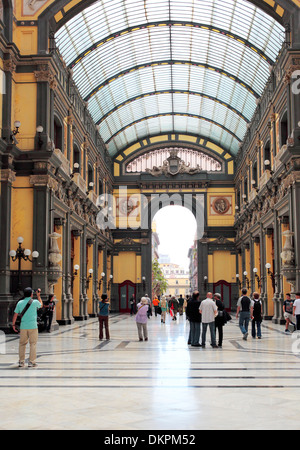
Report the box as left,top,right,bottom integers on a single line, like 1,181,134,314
211,197,231,215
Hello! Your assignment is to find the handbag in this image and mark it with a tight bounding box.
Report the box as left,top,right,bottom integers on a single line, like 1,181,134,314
157,306,162,315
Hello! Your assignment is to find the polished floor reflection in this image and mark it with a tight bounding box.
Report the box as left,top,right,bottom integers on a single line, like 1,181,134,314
1,313,300,430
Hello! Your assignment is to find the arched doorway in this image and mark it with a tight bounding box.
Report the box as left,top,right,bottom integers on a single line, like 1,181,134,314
152,205,198,299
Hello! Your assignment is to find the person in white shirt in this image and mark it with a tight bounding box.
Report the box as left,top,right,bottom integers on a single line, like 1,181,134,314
293,293,300,330
199,292,218,348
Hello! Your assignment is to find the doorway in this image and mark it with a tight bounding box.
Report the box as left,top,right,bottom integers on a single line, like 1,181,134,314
119,280,136,313
213,280,231,311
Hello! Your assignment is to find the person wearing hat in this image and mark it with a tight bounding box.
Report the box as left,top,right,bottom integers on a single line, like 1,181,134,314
98,293,110,340
214,293,225,348
12,287,43,368
135,297,149,341
293,293,300,331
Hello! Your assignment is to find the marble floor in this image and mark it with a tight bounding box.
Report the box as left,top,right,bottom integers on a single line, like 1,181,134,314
1,312,300,430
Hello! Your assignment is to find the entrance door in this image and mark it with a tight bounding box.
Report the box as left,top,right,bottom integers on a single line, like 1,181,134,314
119,280,136,313
213,280,231,311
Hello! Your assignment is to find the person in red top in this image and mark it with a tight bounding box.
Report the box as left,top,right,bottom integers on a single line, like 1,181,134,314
152,297,159,317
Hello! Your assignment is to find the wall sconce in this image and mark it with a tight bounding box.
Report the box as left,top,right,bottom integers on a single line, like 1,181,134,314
265,263,275,289
142,276,146,291
36,125,43,148
204,276,208,290
243,271,250,289
98,272,105,290
264,160,274,175
9,236,39,293
71,163,80,178
107,274,113,292
253,268,261,288
10,120,21,143
236,274,242,289
72,264,79,281
251,179,259,192
86,182,94,194
86,268,93,289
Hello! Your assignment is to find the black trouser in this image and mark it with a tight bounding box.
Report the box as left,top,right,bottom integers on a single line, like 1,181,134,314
214,321,223,346
296,315,300,330
44,311,53,331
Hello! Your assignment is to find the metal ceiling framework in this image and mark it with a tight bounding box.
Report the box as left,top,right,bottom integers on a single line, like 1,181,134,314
55,0,285,158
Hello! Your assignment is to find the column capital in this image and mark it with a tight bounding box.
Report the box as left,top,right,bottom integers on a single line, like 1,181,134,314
0,169,16,183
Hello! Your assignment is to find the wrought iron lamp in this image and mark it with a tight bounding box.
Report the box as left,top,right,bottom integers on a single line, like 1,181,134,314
9,236,39,294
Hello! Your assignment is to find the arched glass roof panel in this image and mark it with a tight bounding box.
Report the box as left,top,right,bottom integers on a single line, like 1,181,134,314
70,26,271,101
55,0,285,156
98,93,247,144
107,114,240,156
87,65,255,124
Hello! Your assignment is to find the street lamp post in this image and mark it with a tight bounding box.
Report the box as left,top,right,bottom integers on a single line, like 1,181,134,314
9,236,39,294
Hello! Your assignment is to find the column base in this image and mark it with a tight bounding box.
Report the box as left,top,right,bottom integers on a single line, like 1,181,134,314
57,318,75,325
73,315,88,321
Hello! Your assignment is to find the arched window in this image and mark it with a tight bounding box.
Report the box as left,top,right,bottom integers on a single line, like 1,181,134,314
54,115,63,151
280,111,288,149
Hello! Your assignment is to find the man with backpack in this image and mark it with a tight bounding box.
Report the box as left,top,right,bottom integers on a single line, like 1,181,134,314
12,287,43,368
236,288,253,340
251,292,263,339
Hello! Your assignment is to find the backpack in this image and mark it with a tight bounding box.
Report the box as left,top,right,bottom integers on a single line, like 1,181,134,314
253,300,262,318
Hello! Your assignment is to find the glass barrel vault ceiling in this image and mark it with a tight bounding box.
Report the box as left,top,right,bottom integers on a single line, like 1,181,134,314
55,0,285,158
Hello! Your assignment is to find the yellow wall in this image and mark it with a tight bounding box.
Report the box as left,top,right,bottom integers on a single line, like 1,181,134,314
208,251,236,284
53,227,63,321
72,236,81,317
87,244,94,315
12,73,37,151
13,25,38,55
265,234,274,316
113,252,140,284
207,188,235,227
10,177,34,271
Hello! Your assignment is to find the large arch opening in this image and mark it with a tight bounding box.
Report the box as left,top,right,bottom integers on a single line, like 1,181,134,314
151,205,198,302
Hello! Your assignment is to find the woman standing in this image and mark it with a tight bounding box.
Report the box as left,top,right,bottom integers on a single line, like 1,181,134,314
160,295,168,323
98,293,110,340
135,297,149,341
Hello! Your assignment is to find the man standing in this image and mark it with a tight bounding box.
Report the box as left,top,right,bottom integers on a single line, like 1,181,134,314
284,293,296,333
178,295,184,315
186,291,201,347
200,292,218,348
236,288,253,340
12,287,43,368
293,293,300,331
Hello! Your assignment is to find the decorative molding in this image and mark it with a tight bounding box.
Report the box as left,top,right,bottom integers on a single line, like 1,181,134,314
0,169,16,183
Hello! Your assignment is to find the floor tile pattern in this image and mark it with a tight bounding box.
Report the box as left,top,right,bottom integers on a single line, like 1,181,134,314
1,314,300,430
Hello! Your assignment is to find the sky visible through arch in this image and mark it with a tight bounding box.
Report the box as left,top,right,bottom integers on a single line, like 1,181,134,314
152,205,197,271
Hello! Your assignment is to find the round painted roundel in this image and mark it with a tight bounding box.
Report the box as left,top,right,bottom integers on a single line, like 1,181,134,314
212,197,230,215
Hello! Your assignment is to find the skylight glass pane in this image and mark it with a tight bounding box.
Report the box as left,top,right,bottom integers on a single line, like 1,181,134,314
56,0,284,156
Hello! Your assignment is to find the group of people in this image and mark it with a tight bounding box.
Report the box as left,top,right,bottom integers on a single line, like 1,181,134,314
12,284,300,368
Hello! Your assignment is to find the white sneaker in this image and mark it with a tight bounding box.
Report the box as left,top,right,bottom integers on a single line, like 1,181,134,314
18,361,25,368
